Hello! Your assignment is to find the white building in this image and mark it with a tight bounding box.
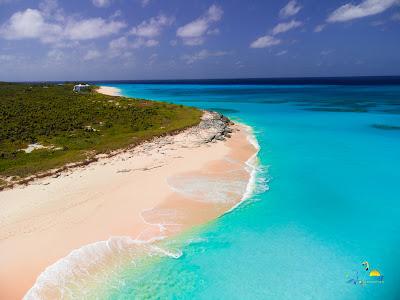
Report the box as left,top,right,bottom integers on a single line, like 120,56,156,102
73,84,90,92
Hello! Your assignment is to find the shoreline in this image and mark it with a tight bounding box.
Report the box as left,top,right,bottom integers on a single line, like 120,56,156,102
0,100,258,299
0,85,196,192
96,86,122,96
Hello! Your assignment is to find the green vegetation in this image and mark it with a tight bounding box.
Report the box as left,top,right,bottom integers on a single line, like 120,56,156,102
0,82,202,179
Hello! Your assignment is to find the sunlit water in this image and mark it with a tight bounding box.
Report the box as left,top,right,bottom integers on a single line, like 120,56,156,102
28,80,400,299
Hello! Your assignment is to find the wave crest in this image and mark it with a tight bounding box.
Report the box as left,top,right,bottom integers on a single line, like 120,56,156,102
24,237,181,300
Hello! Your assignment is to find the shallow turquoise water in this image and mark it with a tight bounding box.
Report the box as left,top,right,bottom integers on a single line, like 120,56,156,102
102,82,400,299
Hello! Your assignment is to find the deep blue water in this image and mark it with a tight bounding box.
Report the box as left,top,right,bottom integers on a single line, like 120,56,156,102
101,81,400,299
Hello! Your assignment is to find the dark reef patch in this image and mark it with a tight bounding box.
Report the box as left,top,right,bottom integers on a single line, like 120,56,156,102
304,107,368,113
372,124,400,130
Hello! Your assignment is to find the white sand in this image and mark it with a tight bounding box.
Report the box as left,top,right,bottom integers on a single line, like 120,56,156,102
0,111,257,299
96,86,122,96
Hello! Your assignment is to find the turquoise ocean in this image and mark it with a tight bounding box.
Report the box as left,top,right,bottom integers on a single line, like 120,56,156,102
30,78,400,299
99,79,400,299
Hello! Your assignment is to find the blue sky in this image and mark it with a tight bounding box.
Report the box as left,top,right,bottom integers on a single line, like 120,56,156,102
0,0,399,81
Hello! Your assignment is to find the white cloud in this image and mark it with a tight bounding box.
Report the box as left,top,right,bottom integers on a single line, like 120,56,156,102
141,0,151,7
392,12,400,20
176,4,223,46
0,9,62,42
280,1,302,18
108,35,158,58
207,28,220,35
109,36,129,57
47,48,64,61
39,0,64,21
0,7,126,43
130,15,174,37
250,35,281,48
0,54,14,61
92,0,112,8
109,36,128,50
110,10,122,19
139,38,158,47
84,49,101,60
271,20,302,35
182,49,228,64
327,0,399,23
314,24,325,32
276,50,288,56
65,18,126,40
320,49,334,56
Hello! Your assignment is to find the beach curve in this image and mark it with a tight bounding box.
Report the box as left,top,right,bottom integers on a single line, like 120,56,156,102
0,89,258,299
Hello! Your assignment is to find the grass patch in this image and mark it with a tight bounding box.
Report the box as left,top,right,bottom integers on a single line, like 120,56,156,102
0,82,202,178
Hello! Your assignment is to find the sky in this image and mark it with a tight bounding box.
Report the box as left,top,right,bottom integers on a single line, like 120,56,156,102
0,0,399,81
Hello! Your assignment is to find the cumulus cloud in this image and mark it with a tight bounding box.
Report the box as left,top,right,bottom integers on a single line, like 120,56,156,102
109,36,129,57
182,49,228,64
250,17,302,49
84,49,101,60
280,1,302,18
176,4,223,46
135,38,158,47
0,9,62,42
271,20,302,35
108,36,158,58
92,0,112,8
39,0,64,20
141,0,151,7
327,0,400,22
65,18,126,40
47,48,65,61
314,24,325,32
130,14,174,37
0,7,126,43
276,50,288,56
250,35,281,48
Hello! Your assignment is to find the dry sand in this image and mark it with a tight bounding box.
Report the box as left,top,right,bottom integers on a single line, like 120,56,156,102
96,86,122,96
0,104,257,299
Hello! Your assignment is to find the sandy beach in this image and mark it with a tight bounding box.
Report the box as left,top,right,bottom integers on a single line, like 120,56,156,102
96,86,122,96
0,96,257,299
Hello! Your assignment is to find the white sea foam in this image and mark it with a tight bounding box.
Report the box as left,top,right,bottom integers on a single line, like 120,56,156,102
167,174,248,204
224,123,268,214
24,236,181,300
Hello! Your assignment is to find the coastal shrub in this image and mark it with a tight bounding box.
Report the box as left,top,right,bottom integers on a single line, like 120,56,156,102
0,82,202,178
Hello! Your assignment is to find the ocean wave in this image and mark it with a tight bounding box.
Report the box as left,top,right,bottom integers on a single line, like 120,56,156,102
224,123,269,214
24,237,181,300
